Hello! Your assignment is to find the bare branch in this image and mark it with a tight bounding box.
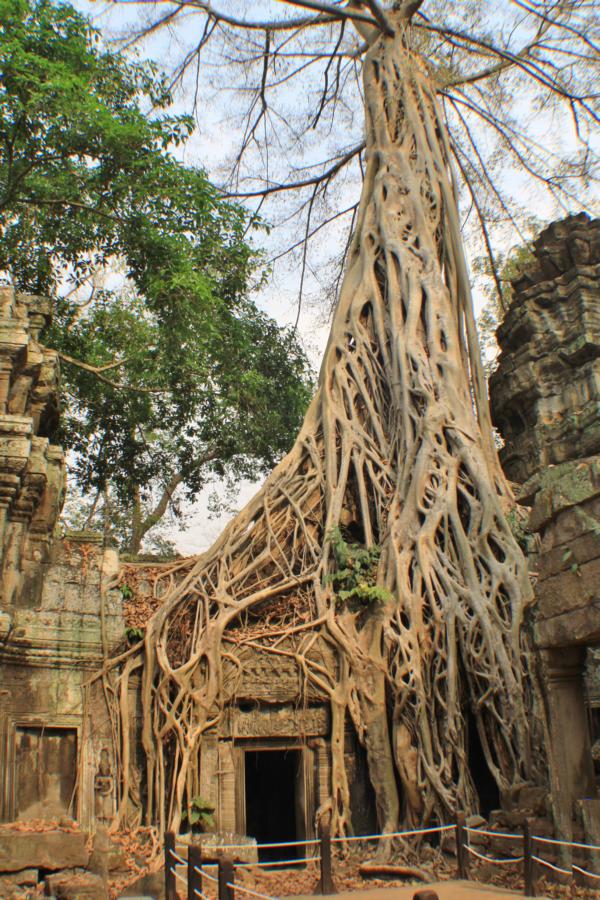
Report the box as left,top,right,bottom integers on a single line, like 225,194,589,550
221,142,365,199
277,0,381,29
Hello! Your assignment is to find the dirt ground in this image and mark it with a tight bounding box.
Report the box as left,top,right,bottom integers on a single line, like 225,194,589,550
287,881,548,900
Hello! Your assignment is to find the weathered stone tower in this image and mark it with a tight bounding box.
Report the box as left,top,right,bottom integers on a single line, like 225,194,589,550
0,284,123,836
491,213,600,846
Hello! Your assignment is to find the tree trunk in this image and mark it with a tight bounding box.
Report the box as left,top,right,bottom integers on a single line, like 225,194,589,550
129,485,144,555
103,13,545,834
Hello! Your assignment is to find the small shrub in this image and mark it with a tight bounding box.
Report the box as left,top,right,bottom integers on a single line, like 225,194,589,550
325,526,392,608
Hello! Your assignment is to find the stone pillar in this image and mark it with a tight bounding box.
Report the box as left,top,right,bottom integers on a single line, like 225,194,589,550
541,648,596,837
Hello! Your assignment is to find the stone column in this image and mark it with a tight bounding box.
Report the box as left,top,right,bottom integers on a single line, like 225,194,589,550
541,647,596,840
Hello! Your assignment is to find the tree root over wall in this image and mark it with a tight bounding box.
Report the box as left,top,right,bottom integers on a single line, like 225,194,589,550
94,15,546,842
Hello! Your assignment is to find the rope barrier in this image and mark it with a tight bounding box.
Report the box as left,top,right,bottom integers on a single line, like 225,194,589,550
331,824,456,843
235,856,320,868
194,890,212,900
228,882,280,900
531,855,572,877
533,834,600,852
572,864,600,880
171,848,187,865
217,838,319,851
465,845,524,865
174,868,187,885
197,866,219,882
465,827,522,841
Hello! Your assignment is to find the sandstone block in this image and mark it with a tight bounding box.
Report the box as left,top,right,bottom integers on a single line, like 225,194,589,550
0,868,38,888
0,831,88,873
45,871,107,900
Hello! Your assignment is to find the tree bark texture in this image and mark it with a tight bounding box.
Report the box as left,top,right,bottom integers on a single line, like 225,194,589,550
102,16,545,837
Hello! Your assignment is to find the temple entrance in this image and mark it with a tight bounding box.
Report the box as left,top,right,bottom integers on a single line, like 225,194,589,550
14,726,77,821
244,749,302,861
466,708,500,817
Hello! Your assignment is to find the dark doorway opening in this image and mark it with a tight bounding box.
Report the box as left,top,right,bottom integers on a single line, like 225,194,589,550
245,749,301,862
466,708,500,818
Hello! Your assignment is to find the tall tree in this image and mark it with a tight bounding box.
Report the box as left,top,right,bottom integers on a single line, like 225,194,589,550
96,0,598,834
0,0,313,551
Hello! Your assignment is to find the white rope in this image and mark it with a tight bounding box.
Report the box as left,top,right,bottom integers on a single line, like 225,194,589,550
465,827,522,841
171,849,187,865
531,855,571,877
235,856,320,868
197,866,219,883
228,882,280,900
465,845,523,865
218,838,319,850
332,824,456,844
174,868,187,885
533,834,600,852
194,890,212,900
572,864,600,880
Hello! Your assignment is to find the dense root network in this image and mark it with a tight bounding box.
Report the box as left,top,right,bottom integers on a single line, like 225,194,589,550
100,17,544,838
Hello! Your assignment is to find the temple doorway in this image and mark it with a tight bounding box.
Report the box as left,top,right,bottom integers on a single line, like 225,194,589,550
244,749,302,861
466,708,500,817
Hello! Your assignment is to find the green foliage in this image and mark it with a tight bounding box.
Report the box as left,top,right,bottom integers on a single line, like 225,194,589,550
119,583,133,600
475,234,539,376
182,796,215,831
0,0,313,550
125,625,144,642
325,526,391,608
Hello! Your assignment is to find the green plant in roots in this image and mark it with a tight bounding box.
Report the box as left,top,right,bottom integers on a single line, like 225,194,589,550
125,626,144,644
88,0,590,841
326,527,391,608
181,797,216,832
0,0,313,553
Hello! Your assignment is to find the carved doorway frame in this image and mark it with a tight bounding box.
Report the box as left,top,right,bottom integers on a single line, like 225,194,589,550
5,716,82,823
233,739,316,844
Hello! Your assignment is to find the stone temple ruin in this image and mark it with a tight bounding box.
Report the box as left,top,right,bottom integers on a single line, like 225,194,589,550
0,214,600,893
490,213,600,844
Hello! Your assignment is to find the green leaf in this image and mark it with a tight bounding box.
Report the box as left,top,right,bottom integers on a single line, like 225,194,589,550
2,0,313,554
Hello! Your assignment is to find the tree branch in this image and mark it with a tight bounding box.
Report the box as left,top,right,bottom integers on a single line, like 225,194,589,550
56,351,167,394
137,447,221,542
278,0,381,29
221,142,365,198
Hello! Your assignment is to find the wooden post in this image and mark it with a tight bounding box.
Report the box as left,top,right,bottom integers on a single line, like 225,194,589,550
523,819,536,897
189,844,202,900
318,820,336,895
165,832,177,900
218,856,235,900
455,813,469,880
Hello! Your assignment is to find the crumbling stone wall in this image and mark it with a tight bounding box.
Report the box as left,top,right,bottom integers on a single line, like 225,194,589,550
0,285,124,836
491,213,600,483
491,213,600,846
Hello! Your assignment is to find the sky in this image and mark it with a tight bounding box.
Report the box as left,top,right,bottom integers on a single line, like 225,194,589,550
70,0,599,555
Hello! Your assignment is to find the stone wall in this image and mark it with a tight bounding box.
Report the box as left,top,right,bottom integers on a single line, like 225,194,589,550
490,213,600,484
0,285,124,835
490,213,600,845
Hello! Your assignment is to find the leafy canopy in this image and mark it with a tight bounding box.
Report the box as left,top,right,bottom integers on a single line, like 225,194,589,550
0,0,313,550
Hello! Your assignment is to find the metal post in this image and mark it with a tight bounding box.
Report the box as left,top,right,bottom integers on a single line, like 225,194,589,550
524,819,536,897
318,821,336,895
165,832,177,900
218,855,235,900
189,844,203,900
455,813,469,880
